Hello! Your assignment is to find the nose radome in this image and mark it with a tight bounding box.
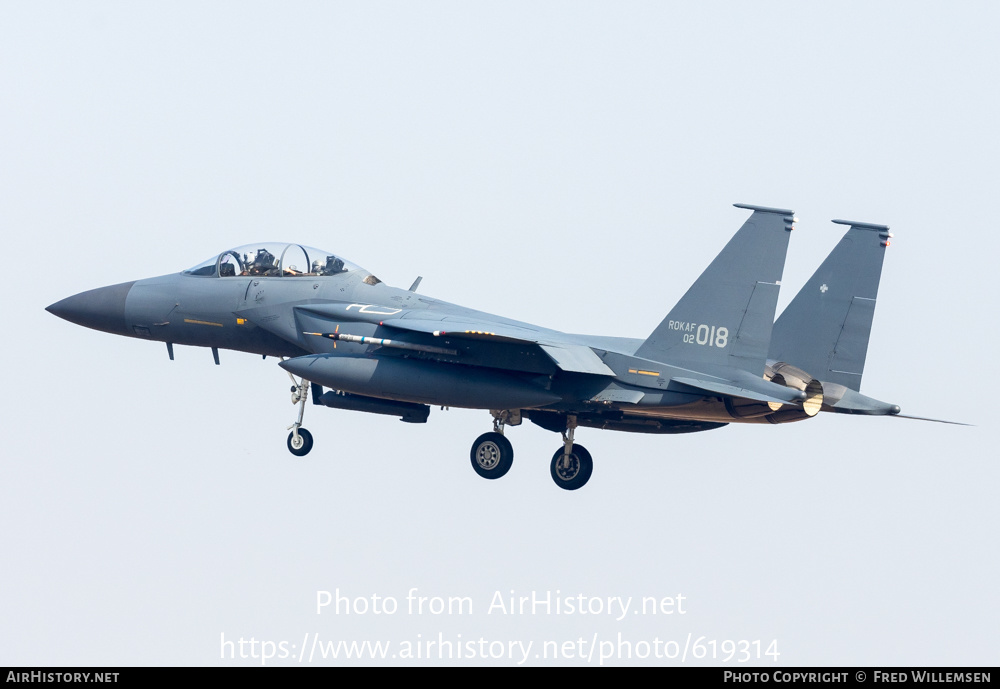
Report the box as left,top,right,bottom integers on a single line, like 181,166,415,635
46,281,136,336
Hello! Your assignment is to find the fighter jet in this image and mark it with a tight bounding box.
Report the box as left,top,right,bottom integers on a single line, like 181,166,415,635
46,203,916,490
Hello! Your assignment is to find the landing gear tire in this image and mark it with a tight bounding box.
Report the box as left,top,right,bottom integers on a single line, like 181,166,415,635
287,428,314,457
470,432,514,479
550,444,593,490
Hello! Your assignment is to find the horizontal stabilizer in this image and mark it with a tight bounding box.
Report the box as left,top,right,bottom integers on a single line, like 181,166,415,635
671,376,806,406
819,385,969,424
822,383,899,415
889,414,973,427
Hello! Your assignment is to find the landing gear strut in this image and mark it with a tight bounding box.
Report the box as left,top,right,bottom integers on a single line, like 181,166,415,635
286,372,313,456
550,415,593,490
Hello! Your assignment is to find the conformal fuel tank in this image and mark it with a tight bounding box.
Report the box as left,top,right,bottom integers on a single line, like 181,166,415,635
280,354,561,410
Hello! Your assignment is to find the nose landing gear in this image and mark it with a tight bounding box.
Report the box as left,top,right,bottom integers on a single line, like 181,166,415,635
286,372,313,456
287,427,314,456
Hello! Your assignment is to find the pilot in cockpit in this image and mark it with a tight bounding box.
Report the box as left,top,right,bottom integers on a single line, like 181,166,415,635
321,255,346,276
247,248,278,276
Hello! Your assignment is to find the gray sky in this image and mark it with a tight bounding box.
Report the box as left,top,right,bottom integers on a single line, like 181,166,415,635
1,1,996,666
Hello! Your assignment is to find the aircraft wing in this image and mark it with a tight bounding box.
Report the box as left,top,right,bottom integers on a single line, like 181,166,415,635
536,343,615,376
294,304,616,376
380,315,544,343
381,316,616,376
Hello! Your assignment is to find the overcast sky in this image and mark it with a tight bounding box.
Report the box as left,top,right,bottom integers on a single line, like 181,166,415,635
1,1,996,666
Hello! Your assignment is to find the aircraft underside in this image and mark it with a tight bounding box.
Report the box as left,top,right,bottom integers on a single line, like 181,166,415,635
282,367,814,491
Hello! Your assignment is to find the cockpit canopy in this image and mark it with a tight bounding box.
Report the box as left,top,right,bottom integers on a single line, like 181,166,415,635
183,243,376,281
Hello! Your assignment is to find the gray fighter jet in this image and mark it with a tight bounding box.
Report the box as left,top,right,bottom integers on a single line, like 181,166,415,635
46,203,919,490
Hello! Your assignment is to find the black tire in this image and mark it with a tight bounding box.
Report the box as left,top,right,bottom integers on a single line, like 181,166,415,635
287,428,314,456
550,444,593,490
470,432,514,479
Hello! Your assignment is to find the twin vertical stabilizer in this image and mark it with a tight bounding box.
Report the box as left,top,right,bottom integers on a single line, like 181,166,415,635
635,204,795,377
769,219,891,391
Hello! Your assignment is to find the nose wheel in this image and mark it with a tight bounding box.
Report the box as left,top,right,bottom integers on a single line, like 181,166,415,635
286,371,313,457
287,427,314,456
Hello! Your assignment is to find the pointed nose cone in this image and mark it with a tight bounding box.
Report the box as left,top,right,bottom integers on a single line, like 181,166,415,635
46,281,136,336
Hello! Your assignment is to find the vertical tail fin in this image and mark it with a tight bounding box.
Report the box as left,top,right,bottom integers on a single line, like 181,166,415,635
769,219,892,391
634,204,795,376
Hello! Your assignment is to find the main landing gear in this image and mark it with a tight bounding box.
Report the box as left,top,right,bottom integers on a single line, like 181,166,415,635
470,433,513,479
550,415,593,491
470,410,515,479
286,372,313,456
468,412,593,490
